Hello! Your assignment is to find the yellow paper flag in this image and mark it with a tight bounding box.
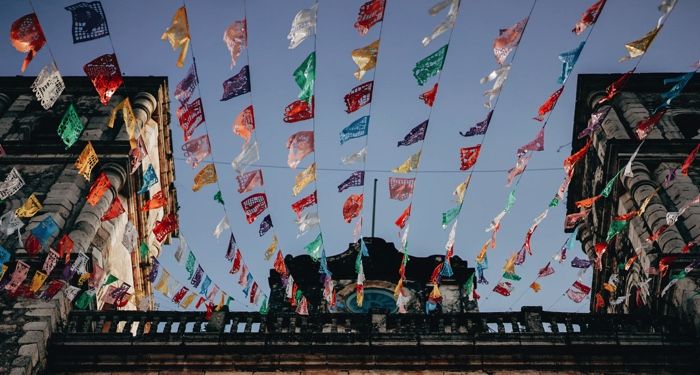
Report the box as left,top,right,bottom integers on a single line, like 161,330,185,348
15,193,42,218
453,175,471,204
30,271,47,293
391,151,421,174
192,163,217,192
351,39,380,80
75,142,98,180
107,98,137,148
503,253,516,274
154,270,171,296
619,25,661,62
293,163,316,196
180,292,196,309
476,239,490,263
265,235,278,261
161,7,191,68
639,187,661,215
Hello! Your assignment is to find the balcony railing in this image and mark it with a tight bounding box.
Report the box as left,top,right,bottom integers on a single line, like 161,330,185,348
60,307,692,339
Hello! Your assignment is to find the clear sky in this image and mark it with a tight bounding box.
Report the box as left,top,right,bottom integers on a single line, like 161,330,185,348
2,0,698,312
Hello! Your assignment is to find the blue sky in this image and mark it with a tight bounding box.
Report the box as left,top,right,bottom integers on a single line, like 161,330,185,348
2,0,698,312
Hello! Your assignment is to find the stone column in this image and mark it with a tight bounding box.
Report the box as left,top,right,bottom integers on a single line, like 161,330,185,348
68,163,127,254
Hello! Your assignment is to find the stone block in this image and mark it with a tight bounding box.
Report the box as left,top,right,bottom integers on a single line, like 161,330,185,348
25,309,57,331
0,323,17,333
9,367,27,375
17,343,38,368
23,321,49,338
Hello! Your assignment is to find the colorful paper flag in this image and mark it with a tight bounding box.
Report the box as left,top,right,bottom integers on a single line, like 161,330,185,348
566,280,591,303
15,194,42,218
83,53,123,105
482,65,510,108
136,164,158,194
573,0,606,35
398,120,428,147
413,44,448,86
153,213,178,243
493,18,527,65
161,6,190,67
175,64,198,104
342,194,363,223
344,81,374,113
236,169,263,193
32,63,65,110
597,68,635,105
340,116,370,144
619,26,661,62
176,97,205,141
352,39,379,80
341,147,367,165
75,141,98,180
517,126,544,156
241,193,268,224
192,163,217,192
294,52,316,103
338,171,365,192
355,0,385,35
291,190,317,218
293,163,316,196
459,145,481,171
181,134,210,168
100,196,124,221
493,281,513,297
395,204,411,229
287,131,314,169
221,65,251,101
460,110,492,137
10,13,46,72
283,97,314,123
392,151,421,173
388,177,415,201
305,233,323,261
259,215,273,237
422,0,460,46
288,4,317,49
65,1,109,43
534,86,564,121
419,83,438,107
231,140,259,174
223,19,247,68
558,42,585,84
232,105,255,144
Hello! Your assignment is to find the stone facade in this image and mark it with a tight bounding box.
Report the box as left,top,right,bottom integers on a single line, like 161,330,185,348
268,237,477,314
0,76,177,374
567,73,700,331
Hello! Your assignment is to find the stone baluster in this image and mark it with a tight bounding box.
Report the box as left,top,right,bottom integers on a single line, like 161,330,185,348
68,163,127,254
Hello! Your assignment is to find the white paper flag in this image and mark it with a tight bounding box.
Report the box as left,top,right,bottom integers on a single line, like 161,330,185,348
422,0,460,46
0,168,25,200
31,63,65,110
341,147,367,165
288,4,317,49
296,211,320,238
231,140,259,174
481,65,511,108
213,216,230,239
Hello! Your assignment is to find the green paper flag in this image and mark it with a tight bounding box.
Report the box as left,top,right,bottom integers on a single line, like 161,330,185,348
139,241,149,260
102,274,118,286
413,44,448,86
355,250,363,274
304,233,323,261
549,196,559,208
57,104,84,149
441,205,461,229
74,290,95,310
214,191,224,205
259,296,268,315
295,289,303,304
600,169,623,198
185,251,196,279
294,51,316,103
502,272,521,281
606,220,629,241
505,187,518,212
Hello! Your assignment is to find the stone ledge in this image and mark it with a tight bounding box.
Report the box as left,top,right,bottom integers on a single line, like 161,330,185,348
17,344,38,368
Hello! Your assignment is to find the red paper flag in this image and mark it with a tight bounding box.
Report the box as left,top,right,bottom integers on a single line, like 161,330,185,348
141,191,168,211
534,86,564,121
575,195,602,208
342,194,363,223
24,234,42,256
597,68,635,105
232,105,255,144
236,169,264,193
573,0,607,35
172,286,189,304
419,83,438,107
395,204,411,229
594,292,605,311
613,210,639,221
344,81,373,113
176,98,205,141
537,262,555,277
230,249,242,274
681,143,700,175
274,250,287,276
565,210,589,230
517,127,545,156
10,13,46,73
100,196,125,221
241,193,268,224
681,241,696,254
388,177,415,201
564,137,593,174
249,282,258,304
283,97,314,123
354,0,385,35
634,109,666,140
83,54,123,105
493,281,513,297
566,281,591,303
291,190,317,218
86,172,112,206
459,145,481,171
58,234,74,263
153,213,179,243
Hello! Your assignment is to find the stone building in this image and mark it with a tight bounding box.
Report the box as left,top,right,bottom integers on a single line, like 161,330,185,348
567,73,700,331
268,237,477,314
0,76,177,372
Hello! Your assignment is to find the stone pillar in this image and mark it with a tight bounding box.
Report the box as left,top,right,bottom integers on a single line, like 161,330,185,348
68,163,127,254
